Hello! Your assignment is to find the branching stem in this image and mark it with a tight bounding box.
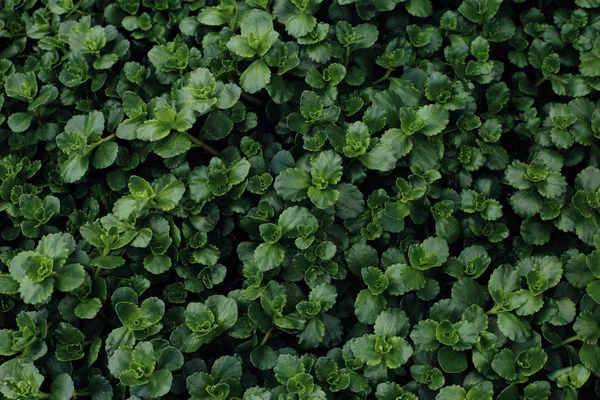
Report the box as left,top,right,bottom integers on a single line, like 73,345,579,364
550,335,580,349
184,132,219,156
371,69,393,86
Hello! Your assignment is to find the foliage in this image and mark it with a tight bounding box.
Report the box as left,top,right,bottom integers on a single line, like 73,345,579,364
1,0,600,398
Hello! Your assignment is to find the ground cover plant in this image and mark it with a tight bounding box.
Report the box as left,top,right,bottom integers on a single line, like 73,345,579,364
2,0,600,398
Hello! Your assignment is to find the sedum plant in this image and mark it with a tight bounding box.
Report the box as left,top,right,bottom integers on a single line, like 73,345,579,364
2,0,600,399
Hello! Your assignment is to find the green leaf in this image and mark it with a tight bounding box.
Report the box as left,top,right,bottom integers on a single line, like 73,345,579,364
359,143,397,172
240,59,271,94
136,119,171,141
438,347,468,373
250,345,278,370
55,264,85,292
354,289,386,324
497,312,531,343
254,243,285,272
274,168,310,201
8,111,34,132
580,344,600,375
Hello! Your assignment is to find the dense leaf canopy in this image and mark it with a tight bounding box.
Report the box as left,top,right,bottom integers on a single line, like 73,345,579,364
1,0,600,399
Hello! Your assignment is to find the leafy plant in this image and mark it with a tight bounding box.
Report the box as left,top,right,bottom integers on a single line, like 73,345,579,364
2,0,600,398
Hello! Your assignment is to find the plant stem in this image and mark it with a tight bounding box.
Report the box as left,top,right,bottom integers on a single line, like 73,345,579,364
97,310,110,323
345,46,352,68
65,3,81,18
550,335,580,349
485,304,501,315
534,77,547,88
371,69,393,86
87,133,116,152
241,92,262,107
260,328,273,346
183,132,219,156
73,391,91,398
38,392,50,399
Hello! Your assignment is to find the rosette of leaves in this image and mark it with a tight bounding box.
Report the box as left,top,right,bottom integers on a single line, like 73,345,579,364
314,356,350,393
352,309,413,373
15,193,60,238
112,174,185,221
274,149,343,209
436,381,494,400
0,311,48,360
188,156,251,206
56,111,118,183
285,90,340,136
377,171,441,234
572,166,600,244
249,281,306,337
0,358,44,400
4,71,58,134
80,216,143,271
245,205,320,272
491,346,548,383
398,237,449,293
107,296,165,355
5,233,85,305
410,364,445,391
54,322,86,361
176,230,226,293
273,354,325,399
411,302,489,374
549,364,591,399
58,273,106,321
295,283,338,348
486,257,565,343
186,356,242,400
170,295,238,352
108,340,183,398
443,245,491,279
375,382,418,400
505,151,568,201
226,9,280,93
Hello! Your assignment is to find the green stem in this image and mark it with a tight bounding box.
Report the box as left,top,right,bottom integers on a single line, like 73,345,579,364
485,304,501,315
38,392,50,399
65,4,80,17
86,133,116,152
183,132,219,156
260,328,273,346
33,109,42,125
345,46,352,68
550,335,580,349
241,92,262,107
534,76,547,88
73,391,91,398
97,310,110,323
371,69,393,86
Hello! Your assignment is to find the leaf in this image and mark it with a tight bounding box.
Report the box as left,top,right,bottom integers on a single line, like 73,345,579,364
250,345,278,370
202,110,234,141
354,290,386,324
92,142,118,169
359,143,397,171
274,168,310,201
240,59,271,94
61,155,89,183
497,312,531,343
254,243,285,271
136,120,171,142
55,264,85,292
438,347,468,373
8,111,34,132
